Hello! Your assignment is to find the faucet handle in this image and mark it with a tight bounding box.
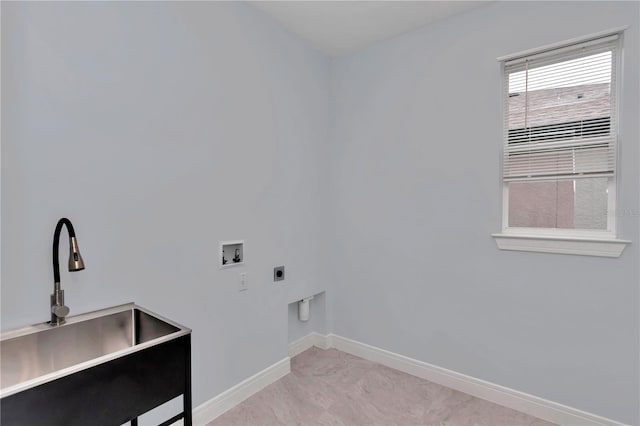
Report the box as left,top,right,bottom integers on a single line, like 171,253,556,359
51,304,70,319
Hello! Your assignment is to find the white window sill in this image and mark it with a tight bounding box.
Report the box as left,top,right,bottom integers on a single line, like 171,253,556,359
492,233,631,257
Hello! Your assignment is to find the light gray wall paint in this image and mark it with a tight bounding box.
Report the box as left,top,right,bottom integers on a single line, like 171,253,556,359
329,2,639,424
1,1,330,422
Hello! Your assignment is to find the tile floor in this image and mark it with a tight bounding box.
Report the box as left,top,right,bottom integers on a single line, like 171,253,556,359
209,347,554,426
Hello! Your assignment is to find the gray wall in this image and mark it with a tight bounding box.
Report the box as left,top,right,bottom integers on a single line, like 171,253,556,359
329,2,639,424
1,1,330,422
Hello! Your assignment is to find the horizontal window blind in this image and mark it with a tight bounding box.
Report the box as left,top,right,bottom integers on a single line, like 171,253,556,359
502,35,618,182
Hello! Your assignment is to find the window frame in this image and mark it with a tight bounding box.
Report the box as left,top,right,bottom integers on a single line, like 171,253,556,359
493,29,631,257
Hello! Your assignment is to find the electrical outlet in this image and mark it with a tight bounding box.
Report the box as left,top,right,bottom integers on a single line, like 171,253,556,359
273,266,285,281
239,272,248,292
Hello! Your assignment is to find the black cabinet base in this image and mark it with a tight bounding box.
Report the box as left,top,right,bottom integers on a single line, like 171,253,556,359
1,335,192,426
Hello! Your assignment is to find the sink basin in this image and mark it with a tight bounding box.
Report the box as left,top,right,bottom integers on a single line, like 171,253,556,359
0,303,191,399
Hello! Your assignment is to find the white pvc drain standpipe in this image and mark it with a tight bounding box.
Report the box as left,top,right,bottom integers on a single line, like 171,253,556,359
298,296,314,322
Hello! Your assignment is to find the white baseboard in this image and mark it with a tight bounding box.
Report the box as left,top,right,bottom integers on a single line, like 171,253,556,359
185,333,623,426
288,333,316,357
185,334,327,425
288,332,332,357
190,357,290,426
329,334,624,426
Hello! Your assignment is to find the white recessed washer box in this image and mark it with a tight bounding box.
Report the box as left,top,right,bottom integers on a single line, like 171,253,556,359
220,240,244,268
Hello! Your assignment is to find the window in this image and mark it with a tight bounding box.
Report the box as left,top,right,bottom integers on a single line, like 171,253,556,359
493,31,630,257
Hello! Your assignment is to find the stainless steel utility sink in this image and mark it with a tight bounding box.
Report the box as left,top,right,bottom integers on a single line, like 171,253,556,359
0,303,191,399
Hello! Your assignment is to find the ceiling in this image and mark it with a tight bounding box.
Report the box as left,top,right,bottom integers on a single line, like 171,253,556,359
249,1,489,57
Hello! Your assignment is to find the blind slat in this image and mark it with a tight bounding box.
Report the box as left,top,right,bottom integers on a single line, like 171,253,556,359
502,34,618,183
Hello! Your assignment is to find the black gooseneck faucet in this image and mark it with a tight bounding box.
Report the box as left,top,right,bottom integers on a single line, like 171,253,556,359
51,218,85,326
